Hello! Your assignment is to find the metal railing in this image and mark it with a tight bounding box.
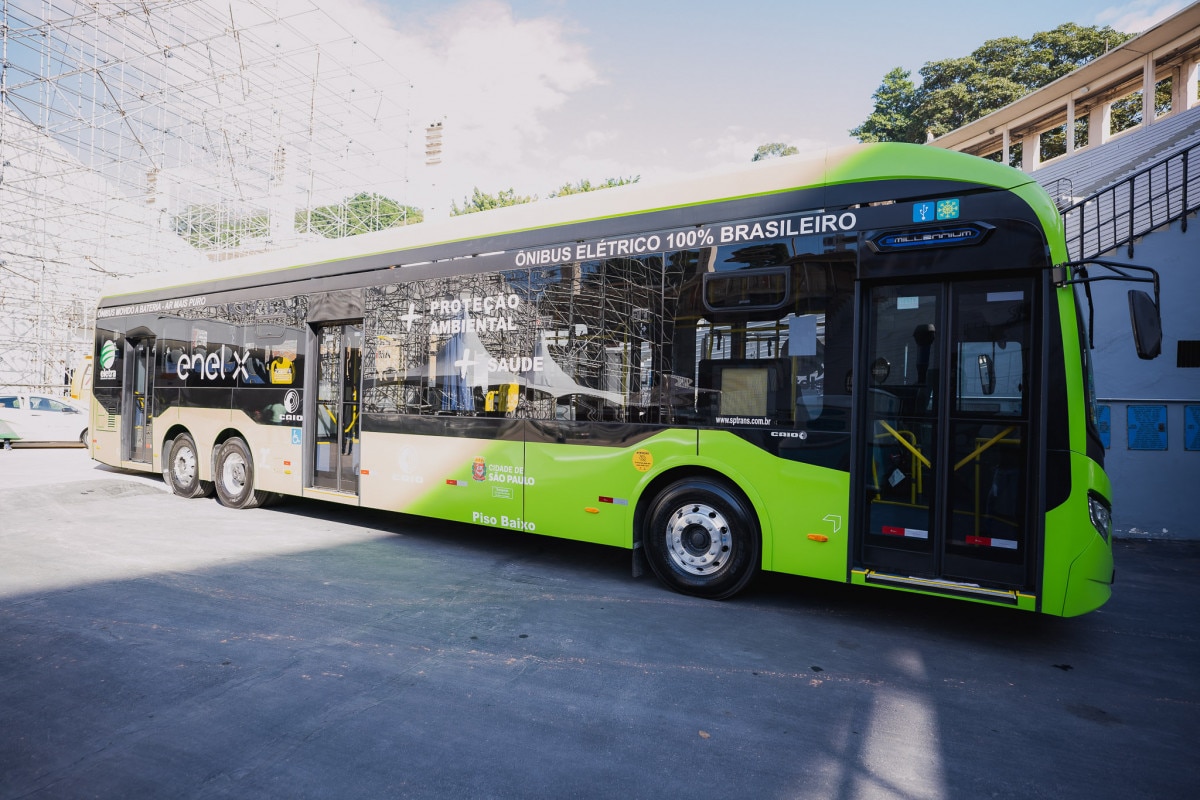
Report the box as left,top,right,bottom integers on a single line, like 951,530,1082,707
1061,140,1200,260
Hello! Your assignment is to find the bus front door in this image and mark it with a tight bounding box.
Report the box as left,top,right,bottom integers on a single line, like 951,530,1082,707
311,322,362,495
125,338,155,464
855,277,1036,596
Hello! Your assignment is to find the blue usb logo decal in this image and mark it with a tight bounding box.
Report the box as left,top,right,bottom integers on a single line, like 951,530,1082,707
913,199,961,222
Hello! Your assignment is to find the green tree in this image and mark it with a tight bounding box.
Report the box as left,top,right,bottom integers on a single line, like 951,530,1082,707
852,23,1134,143
751,142,800,161
172,204,269,250
1108,80,1175,135
849,68,921,143
549,176,640,197
451,187,536,216
299,192,422,238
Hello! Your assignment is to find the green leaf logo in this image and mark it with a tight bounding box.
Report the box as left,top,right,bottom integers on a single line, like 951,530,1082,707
99,340,117,370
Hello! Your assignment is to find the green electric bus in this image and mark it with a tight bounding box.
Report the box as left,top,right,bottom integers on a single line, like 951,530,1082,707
90,143,1161,616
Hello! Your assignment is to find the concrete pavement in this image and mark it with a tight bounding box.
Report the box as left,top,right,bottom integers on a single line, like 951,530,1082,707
1,449,1197,799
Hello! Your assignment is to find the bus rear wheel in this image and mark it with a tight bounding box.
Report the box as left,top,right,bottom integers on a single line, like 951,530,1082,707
213,437,268,509
643,477,759,600
163,434,214,499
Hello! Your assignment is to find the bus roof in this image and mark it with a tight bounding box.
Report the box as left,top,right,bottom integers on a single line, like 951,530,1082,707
100,142,1038,304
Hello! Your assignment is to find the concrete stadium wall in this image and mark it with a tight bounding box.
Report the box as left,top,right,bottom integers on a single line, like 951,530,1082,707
1081,215,1198,539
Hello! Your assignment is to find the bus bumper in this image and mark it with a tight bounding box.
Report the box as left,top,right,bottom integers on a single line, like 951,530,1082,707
1060,531,1115,617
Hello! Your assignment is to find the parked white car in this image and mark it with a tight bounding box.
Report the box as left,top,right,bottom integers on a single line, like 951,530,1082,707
0,393,89,445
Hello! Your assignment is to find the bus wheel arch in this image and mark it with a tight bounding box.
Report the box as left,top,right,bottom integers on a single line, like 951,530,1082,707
161,427,214,498
212,433,269,509
636,468,761,600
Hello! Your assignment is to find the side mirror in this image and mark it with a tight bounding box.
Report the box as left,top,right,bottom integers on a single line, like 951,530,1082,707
1128,290,1162,360
977,353,996,395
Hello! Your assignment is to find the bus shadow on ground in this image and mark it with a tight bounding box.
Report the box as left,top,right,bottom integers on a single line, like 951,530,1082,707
258,492,1199,651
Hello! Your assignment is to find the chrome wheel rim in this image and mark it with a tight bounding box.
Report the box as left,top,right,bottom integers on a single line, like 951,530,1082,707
665,502,731,576
221,451,248,493
172,446,197,486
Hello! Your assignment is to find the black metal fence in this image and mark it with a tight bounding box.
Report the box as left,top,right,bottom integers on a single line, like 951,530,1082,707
1062,141,1200,260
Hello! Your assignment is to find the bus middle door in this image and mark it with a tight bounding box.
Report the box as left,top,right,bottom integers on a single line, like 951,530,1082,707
311,322,363,496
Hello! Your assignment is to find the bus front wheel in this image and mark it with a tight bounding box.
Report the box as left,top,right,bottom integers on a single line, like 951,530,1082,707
163,434,214,499
213,437,268,509
643,477,760,600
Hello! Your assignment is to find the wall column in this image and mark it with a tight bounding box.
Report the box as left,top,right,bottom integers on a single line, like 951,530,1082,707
1066,97,1076,155
1093,102,1111,146
1142,53,1156,126
1186,59,1199,111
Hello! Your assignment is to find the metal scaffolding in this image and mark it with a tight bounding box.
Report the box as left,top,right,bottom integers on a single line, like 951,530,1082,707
1,0,414,392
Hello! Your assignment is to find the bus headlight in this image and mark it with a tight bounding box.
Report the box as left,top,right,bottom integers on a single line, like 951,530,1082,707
1088,493,1112,543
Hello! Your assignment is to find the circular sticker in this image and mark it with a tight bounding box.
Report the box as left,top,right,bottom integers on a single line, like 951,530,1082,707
632,449,653,472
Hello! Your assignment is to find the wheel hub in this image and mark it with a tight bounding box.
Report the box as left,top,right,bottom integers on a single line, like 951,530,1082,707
665,502,731,575
173,448,196,484
683,526,711,555
223,453,247,490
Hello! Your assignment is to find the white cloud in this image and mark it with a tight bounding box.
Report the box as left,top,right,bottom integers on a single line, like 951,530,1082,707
342,0,601,207
579,130,617,151
1093,0,1187,33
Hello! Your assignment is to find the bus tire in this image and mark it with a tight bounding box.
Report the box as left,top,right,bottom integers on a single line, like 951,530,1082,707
213,437,267,509
643,477,760,600
163,434,214,499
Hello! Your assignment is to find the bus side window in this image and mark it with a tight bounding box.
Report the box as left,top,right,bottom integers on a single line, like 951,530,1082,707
530,258,665,423
162,345,179,376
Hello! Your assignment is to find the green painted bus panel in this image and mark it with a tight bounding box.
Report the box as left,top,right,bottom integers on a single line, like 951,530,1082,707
826,145,1066,258
525,429,698,548
1011,182,1070,263
1061,528,1116,617
1040,501,1075,616
696,431,850,581
825,143,1033,191
359,433,527,529
1055,289,1090,456
1041,451,1114,616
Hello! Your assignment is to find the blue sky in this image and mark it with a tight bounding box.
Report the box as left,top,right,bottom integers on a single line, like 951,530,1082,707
353,0,1186,209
